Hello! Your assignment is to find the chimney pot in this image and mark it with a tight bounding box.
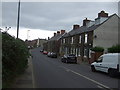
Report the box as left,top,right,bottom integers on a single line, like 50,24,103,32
54,33,56,36
48,37,50,40
83,18,91,26
57,31,60,34
61,30,65,34
98,11,108,18
73,25,80,30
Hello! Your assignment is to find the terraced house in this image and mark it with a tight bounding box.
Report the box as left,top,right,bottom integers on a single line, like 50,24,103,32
60,11,119,63
46,30,66,55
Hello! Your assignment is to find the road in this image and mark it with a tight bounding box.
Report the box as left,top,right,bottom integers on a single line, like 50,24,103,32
31,47,119,89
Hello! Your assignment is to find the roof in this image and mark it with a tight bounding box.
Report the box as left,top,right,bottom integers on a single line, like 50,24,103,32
49,32,67,41
63,14,119,38
49,34,62,41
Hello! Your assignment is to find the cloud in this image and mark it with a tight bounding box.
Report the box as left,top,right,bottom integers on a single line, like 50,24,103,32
2,2,118,31
7,27,56,40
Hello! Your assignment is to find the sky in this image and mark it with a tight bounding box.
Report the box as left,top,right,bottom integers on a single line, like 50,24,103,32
1,0,119,41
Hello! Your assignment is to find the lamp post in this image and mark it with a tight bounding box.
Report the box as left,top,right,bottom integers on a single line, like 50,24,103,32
17,0,20,38
27,30,30,40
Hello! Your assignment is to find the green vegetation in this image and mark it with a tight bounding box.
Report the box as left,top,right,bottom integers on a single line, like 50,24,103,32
108,44,120,53
90,46,104,52
2,32,30,88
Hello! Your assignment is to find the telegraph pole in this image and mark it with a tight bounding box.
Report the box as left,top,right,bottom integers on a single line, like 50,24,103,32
17,0,20,38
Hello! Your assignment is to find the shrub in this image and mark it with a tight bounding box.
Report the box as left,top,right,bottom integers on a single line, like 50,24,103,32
90,46,104,52
108,45,120,53
2,32,30,88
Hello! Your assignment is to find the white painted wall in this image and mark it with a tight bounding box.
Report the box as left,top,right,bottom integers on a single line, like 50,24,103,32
93,14,119,49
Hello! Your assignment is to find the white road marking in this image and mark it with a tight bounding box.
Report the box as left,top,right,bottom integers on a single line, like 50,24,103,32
97,85,108,90
59,66,113,90
58,66,71,72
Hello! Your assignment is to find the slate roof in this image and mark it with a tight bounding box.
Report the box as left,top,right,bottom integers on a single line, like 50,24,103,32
63,14,118,38
49,32,67,41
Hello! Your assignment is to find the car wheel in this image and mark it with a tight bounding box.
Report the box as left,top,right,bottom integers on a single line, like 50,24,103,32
91,66,96,72
108,69,116,77
66,60,68,63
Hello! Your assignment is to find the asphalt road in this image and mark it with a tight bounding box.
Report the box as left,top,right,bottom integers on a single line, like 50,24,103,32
31,47,119,89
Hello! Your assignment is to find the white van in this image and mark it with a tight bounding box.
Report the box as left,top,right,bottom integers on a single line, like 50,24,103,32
91,53,120,77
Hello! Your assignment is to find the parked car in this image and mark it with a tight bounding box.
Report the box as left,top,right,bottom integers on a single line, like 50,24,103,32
40,49,43,52
91,53,120,77
47,52,52,57
50,52,57,58
43,51,48,55
61,54,77,63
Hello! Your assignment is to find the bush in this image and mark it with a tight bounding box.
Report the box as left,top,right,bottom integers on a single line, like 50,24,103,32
2,32,30,88
108,45,120,53
90,46,104,52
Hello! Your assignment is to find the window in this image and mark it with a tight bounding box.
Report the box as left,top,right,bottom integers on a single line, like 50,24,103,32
78,48,81,56
65,47,68,54
85,34,88,43
84,49,87,57
89,49,92,58
73,48,75,54
76,48,78,56
63,39,65,43
97,56,103,62
71,37,73,44
71,48,73,54
61,39,63,44
79,36,81,43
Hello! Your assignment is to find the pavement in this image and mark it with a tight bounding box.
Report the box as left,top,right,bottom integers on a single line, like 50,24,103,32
12,56,34,88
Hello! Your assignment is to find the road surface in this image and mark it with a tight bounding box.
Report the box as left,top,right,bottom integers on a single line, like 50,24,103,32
31,47,119,89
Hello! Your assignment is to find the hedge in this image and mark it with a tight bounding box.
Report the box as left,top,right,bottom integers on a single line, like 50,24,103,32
108,45,120,53
90,46,104,52
2,32,30,88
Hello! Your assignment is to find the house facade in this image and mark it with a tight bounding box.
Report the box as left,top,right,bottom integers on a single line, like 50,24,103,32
60,24,94,62
93,13,119,51
60,11,119,63
45,30,66,55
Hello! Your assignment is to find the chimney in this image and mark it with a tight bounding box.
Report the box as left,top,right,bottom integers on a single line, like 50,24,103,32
61,30,65,34
57,31,60,35
54,33,56,36
48,37,50,40
98,11,108,18
73,24,80,30
83,18,91,26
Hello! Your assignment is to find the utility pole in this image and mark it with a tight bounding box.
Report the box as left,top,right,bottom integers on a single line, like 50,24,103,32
17,0,20,38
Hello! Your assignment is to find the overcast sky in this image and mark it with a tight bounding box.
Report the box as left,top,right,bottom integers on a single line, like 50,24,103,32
1,1,119,40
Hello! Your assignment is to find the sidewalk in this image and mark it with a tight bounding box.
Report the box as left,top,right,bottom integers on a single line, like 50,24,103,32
12,56,34,88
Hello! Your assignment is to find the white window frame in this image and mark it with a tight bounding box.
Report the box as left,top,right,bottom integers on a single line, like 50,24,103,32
79,35,81,43
71,37,73,44
78,48,81,56
84,49,87,57
85,34,88,43
63,39,65,44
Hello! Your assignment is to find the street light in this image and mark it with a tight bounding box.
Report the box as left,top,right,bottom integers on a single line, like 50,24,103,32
27,30,30,40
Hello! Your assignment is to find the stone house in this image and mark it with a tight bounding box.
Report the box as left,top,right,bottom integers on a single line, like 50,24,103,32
60,11,119,63
93,12,119,52
46,30,66,55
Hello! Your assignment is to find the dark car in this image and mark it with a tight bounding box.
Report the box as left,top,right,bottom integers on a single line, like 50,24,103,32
50,52,57,58
61,54,77,63
40,49,43,52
